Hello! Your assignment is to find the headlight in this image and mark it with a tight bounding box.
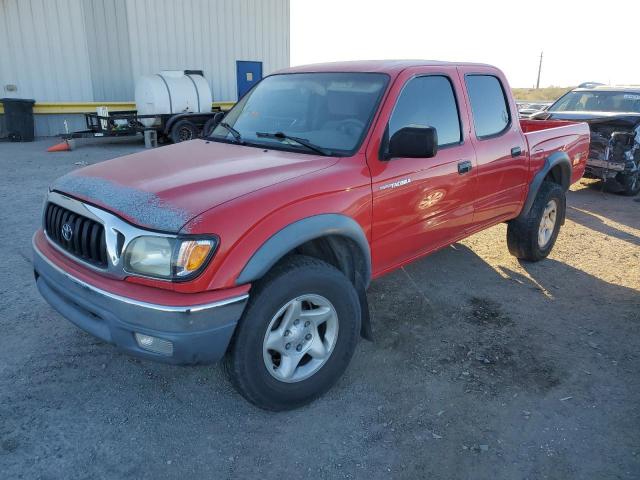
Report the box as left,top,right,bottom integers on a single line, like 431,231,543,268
124,236,218,281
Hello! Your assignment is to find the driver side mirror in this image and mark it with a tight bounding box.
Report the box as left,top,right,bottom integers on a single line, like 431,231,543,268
385,126,438,160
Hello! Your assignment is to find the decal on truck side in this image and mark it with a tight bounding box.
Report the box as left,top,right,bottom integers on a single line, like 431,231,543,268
379,178,411,190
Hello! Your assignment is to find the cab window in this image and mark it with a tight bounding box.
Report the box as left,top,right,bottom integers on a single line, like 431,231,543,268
389,75,462,147
465,75,510,139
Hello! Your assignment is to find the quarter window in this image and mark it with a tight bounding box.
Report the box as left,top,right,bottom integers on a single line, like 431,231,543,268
465,75,510,138
389,75,462,147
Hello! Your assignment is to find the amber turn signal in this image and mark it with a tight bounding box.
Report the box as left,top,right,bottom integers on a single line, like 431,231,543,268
175,239,216,278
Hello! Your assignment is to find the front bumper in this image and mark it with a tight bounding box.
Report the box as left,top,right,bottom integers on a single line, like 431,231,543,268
585,157,626,179
33,236,248,365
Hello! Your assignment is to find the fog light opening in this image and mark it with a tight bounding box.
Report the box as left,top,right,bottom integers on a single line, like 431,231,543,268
134,333,174,356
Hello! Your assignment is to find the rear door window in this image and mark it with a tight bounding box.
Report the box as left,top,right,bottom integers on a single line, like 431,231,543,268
389,75,462,147
465,75,510,139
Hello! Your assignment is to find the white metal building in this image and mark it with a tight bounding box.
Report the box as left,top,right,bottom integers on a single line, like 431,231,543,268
0,0,290,136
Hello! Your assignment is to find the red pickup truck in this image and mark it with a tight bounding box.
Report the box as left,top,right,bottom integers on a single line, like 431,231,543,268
33,61,590,410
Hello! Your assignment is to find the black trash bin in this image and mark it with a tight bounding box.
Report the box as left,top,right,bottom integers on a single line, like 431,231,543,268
1,98,36,142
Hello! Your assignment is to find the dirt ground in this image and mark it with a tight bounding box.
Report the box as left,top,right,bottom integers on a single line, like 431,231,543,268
1,138,639,479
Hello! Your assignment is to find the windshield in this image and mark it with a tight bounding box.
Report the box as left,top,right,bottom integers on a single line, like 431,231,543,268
210,72,389,155
549,90,640,113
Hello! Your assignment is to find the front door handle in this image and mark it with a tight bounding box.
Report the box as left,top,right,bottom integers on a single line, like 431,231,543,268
511,146,522,157
457,160,472,175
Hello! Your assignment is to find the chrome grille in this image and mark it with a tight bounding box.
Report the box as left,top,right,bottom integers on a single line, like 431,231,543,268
44,202,107,268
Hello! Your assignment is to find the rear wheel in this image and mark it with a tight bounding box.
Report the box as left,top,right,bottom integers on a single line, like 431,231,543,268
225,255,361,411
507,181,565,261
169,120,198,143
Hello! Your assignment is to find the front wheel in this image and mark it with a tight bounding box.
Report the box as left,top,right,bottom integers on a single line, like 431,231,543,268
224,256,361,411
507,181,566,262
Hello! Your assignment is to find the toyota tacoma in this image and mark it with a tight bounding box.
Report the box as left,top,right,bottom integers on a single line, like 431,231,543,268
33,61,590,410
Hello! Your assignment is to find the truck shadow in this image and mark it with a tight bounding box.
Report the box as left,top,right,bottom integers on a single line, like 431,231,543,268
566,206,640,247
367,243,639,399
506,259,639,311
568,182,639,233
364,244,639,478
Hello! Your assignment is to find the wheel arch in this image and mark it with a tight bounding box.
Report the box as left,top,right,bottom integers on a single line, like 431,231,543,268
235,214,373,339
236,214,371,287
518,151,571,220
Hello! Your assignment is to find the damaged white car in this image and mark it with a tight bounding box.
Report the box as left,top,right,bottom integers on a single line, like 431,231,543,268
533,86,640,196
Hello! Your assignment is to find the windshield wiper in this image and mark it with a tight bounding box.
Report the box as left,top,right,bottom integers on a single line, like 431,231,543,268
255,131,332,156
218,122,243,143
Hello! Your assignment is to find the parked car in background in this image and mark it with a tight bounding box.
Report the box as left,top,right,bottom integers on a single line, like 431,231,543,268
33,60,590,410
517,101,552,119
532,85,640,195
577,82,605,89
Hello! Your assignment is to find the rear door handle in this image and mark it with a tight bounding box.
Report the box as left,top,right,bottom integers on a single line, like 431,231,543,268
511,146,522,157
457,160,472,175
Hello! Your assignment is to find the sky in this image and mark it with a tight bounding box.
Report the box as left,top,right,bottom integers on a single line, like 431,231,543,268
290,0,639,88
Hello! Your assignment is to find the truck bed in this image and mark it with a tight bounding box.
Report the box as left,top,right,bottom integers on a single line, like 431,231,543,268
521,119,591,184
520,118,580,133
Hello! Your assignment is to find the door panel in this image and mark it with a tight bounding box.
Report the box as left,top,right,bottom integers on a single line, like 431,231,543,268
468,135,527,223
457,67,528,224
236,61,263,99
366,67,477,275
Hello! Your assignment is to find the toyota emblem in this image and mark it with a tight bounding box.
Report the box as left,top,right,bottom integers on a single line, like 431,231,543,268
61,223,73,241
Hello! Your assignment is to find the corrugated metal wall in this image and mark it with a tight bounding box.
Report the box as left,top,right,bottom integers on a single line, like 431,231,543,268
0,0,94,102
83,0,135,101
0,0,290,136
125,0,290,102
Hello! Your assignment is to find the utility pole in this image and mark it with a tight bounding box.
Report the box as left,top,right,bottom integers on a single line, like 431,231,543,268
536,51,543,89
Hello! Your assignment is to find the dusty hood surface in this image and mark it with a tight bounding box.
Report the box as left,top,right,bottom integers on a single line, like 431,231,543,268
52,140,337,232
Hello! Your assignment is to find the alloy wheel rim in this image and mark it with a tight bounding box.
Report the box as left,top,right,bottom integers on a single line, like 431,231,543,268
262,294,339,383
538,199,558,248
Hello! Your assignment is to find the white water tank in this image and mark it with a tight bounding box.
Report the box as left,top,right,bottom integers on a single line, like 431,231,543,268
134,70,213,127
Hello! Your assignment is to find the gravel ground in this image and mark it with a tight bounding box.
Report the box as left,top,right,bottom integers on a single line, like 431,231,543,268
1,138,639,479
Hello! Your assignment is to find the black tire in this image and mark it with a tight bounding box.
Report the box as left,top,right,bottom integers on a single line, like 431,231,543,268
507,181,566,262
202,118,218,138
616,171,640,196
169,120,198,143
224,255,361,411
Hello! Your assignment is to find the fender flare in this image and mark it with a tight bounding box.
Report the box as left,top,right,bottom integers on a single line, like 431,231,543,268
518,151,571,219
235,214,372,286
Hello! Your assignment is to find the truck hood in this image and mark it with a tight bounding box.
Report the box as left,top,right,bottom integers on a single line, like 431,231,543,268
52,140,337,232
